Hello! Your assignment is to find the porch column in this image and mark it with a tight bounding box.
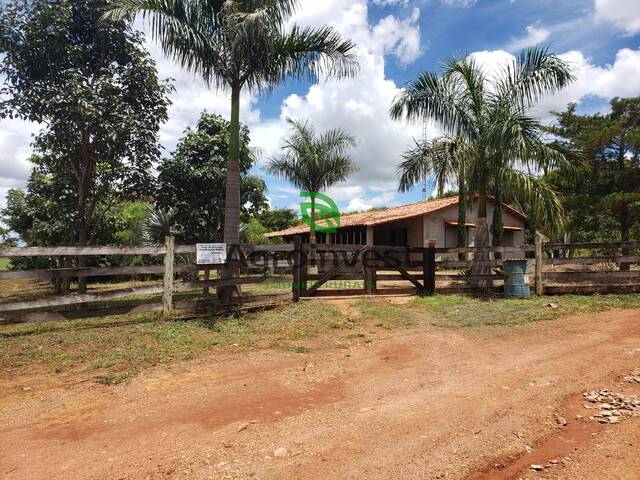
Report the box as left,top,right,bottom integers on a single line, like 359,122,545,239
365,226,376,294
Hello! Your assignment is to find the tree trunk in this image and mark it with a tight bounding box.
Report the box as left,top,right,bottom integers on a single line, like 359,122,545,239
76,132,92,294
308,197,318,274
491,183,504,261
472,182,493,290
218,84,242,299
457,178,467,261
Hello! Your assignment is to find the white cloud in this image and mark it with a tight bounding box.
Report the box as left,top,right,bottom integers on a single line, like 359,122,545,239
506,24,550,52
468,47,640,120
372,8,423,66
371,0,410,6
253,0,427,210
595,0,640,35
440,0,477,7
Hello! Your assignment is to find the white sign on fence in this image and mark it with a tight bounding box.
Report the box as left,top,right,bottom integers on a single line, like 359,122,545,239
196,243,227,265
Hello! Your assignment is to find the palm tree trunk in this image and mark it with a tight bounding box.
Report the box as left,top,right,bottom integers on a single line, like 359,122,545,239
308,198,318,274
218,83,242,299
457,175,467,261
491,182,504,262
472,176,493,290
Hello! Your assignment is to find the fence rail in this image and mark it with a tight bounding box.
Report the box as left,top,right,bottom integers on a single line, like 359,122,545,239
1,236,638,325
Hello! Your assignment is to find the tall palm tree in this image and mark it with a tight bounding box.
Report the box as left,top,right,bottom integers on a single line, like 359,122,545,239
391,48,574,286
104,0,358,294
267,118,358,272
398,136,471,249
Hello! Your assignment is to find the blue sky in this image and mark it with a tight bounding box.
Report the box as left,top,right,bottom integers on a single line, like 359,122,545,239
1,0,639,217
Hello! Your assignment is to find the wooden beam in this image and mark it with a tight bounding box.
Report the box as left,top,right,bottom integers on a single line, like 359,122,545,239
543,284,640,295
542,241,640,250
0,245,168,257
162,236,175,318
0,284,164,312
543,256,639,266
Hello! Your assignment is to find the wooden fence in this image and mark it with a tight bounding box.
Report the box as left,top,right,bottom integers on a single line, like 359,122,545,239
0,237,295,324
537,240,640,295
1,236,638,324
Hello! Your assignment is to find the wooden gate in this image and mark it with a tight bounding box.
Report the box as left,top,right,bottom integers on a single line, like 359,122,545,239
293,240,436,299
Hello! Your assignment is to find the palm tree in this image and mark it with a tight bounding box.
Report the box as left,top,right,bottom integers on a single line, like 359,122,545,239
391,47,574,286
398,136,471,249
267,118,358,273
104,0,358,295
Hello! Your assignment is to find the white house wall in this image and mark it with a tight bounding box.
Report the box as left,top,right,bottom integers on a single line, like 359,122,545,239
422,202,526,248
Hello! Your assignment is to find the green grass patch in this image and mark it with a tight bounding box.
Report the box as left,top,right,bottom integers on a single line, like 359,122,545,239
412,293,640,328
0,301,339,381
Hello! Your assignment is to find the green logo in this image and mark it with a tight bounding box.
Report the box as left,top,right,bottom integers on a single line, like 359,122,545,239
300,192,341,233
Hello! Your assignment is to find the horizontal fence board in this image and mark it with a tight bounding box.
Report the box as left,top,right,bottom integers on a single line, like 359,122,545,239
0,285,164,312
437,260,504,268
0,245,167,257
543,256,639,266
435,274,504,281
543,284,640,294
544,271,640,281
176,276,293,290
0,243,296,258
436,245,535,254
0,264,200,280
543,241,640,251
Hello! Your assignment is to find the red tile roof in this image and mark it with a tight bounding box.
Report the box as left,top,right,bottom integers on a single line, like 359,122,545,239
266,196,527,237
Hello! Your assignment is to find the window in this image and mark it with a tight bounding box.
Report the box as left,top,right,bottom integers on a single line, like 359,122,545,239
391,228,407,246
503,230,515,247
445,226,472,248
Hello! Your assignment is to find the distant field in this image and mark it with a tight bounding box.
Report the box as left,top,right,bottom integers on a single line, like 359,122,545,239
0,258,9,270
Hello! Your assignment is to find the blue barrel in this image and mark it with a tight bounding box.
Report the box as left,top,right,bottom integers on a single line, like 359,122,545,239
503,259,530,298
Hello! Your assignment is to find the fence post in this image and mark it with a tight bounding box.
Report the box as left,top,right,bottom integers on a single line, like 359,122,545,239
162,236,175,318
292,236,302,302
423,242,436,295
534,232,545,296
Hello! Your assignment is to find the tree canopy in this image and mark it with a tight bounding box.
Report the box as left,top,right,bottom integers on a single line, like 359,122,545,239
545,97,640,243
156,113,268,244
391,48,575,243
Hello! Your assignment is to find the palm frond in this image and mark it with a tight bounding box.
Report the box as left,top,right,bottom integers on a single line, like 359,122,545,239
495,46,575,109
261,25,358,90
500,169,566,238
103,0,224,83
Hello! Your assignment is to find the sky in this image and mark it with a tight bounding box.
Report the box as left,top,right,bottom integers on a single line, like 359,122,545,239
1,0,640,217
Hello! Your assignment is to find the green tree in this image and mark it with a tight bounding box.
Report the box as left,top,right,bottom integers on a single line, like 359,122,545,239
156,113,268,244
391,48,574,248
105,0,358,296
258,208,299,233
398,137,470,249
267,118,358,272
0,0,171,291
545,98,640,268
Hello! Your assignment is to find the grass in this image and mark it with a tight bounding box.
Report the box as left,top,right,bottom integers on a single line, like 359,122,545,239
0,258,10,270
411,293,640,328
1,291,639,385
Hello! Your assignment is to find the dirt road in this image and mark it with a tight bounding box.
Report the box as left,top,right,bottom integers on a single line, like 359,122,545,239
2,307,640,479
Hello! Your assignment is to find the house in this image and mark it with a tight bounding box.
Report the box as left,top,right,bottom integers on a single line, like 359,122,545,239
264,196,528,249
